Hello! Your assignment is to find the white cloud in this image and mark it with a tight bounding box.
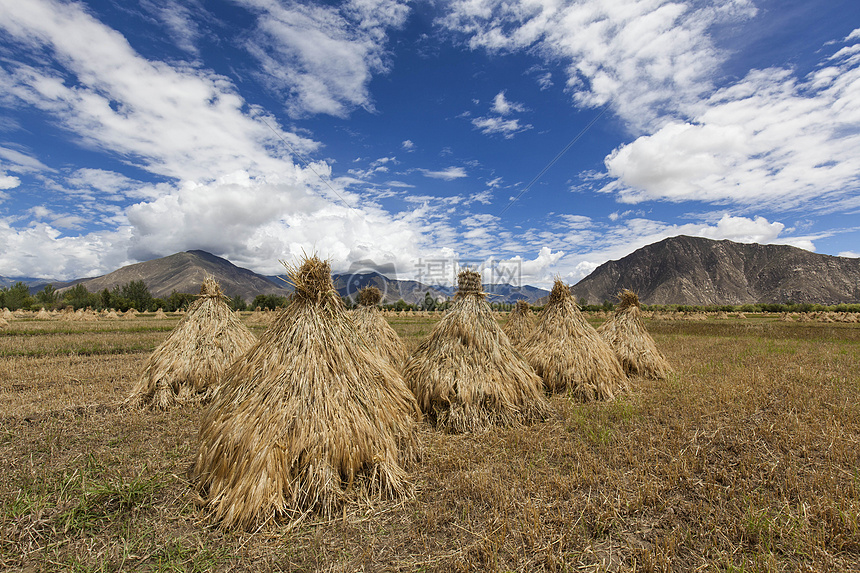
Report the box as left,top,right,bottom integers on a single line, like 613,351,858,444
237,0,409,117
491,91,526,115
0,0,318,182
0,172,20,189
602,47,860,210
419,166,468,180
471,115,532,138
401,139,415,151
838,250,859,258
439,0,757,132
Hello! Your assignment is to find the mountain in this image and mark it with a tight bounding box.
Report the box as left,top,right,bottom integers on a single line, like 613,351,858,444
62,250,292,301
570,235,860,306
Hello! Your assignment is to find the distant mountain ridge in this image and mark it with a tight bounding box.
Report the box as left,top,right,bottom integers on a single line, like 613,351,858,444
570,236,860,306
48,250,550,305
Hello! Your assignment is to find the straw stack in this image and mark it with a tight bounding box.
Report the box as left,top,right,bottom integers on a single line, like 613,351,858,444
191,256,420,530
597,290,672,380
502,300,536,347
126,277,256,409
403,270,551,433
520,280,627,401
351,286,408,370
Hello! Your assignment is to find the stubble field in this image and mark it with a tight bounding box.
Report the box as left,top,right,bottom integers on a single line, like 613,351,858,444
0,313,858,572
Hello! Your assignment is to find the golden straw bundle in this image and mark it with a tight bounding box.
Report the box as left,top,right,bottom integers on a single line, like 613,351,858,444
502,300,536,347
597,290,672,380
191,256,421,530
403,270,551,433
351,286,408,370
125,277,256,409
520,280,627,401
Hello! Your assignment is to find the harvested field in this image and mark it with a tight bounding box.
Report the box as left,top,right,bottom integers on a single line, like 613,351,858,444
1,314,858,571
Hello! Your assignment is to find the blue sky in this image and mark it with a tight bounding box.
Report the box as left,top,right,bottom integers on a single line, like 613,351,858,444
0,0,858,288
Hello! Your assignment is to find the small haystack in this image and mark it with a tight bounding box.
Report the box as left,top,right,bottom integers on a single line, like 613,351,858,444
597,290,672,380
519,280,626,401
191,257,420,530
1,308,12,320
126,277,256,409
351,286,408,370
403,270,551,433
154,308,167,319
36,308,51,320
124,308,138,319
0,317,8,329
502,300,536,347
105,310,119,319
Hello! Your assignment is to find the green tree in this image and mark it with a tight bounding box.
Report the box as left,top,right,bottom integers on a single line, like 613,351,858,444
252,294,288,310
3,282,33,311
63,284,98,310
230,294,247,311
36,284,59,308
423,291,436,311
120,280,154,311
166,290,195,312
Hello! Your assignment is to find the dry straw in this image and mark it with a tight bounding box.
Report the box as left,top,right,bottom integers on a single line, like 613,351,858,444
597,290,672,380
351,286,409,370
125,277,256,410
520,279,627,401
502,300,536,347
0,317,8,329
191,256,421,530
403,270,552,433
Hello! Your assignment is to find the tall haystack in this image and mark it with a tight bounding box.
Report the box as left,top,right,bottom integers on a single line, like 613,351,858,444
597,290,672,380
351,286,408,370
126,277,256,409
502,300,536,347
519,280,627,401
191,257,421,530
402,270,551,433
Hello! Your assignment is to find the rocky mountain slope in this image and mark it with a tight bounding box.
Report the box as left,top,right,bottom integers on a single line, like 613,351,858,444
570,236,860,305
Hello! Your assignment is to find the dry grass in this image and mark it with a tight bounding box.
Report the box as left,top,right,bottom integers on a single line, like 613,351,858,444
0,315,859,571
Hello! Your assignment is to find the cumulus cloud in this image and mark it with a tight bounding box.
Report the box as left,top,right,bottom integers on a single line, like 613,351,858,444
401,139,415,151
0,172,20,189
237,0,409,117
471,90,532,138
601,44,860,210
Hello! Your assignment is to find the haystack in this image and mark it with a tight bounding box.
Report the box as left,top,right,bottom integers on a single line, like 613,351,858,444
124,308,138,319
126,277,256,410
597,290,672,380
154,308,167,319
36,308,51,320
403,270,551,433
191,257,420,530
0,317,8,329
502,300,536,347
519,280,626,401
105,310,119,319
351,286,408,370
1,308,12,320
